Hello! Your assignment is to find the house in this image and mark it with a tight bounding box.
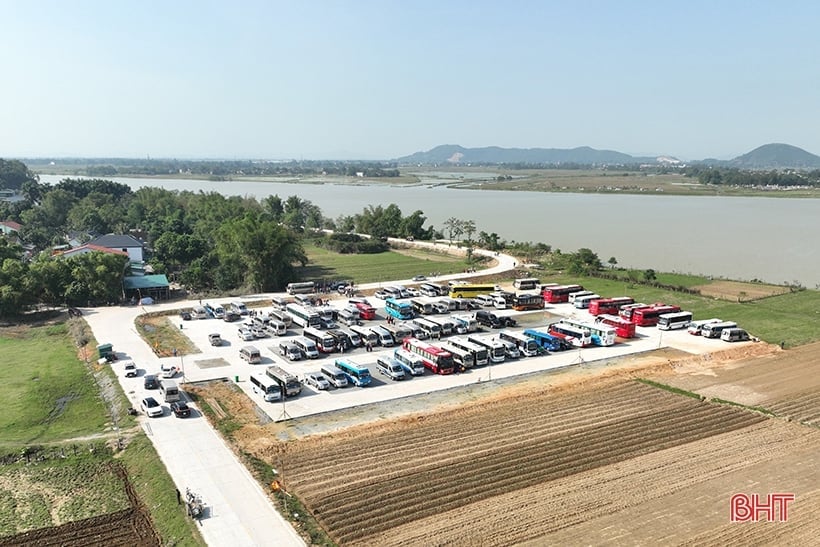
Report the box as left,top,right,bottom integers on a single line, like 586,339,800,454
0,220,22,236
55,244,129,259
123,274,170,302
86,234,145,263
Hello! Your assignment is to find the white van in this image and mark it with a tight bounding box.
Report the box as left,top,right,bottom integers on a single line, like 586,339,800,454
239,345,262,364
278,341,302,361
159,379,180,403
320,365,349,388
231,300,248,316
721,327,751,342
192,306,209,319
293,336,319,359
266,319,287,336
370,326,395,347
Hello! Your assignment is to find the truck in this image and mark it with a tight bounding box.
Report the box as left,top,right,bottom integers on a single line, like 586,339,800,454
97,343,117,363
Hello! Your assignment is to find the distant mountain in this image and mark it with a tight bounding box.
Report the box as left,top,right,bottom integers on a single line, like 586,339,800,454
396,145,661,165
728,143,820,169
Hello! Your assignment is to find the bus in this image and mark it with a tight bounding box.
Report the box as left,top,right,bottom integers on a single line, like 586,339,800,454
369,325,395,347
402,338,455,375
265,366,302,397
334,358,372,387
440,342,475,371
467,334,506,363
250,373,281,402
354,301,376,320
573,293,601,309
285,303,321,329
383,323,413,344
303,327,337,353
286,281,315,295
618,302,655,321
657,311,694,331
558,319,616,346
447,336,490,366
451,314,479,333
448,284,496,299
701,321,737,339
393,348,425,376
512,278,540,290
385,298,414,321
412,318,441,339
419,283,440,297
499,330,540,357
632,304,682,327
547,323,593,348
425,316,454,336
269,309,293,328
522,329,571,352
594,314,637,338
410,298,436,315
542,284,584,304
327,329,354,352
588,297,635,316
512,293,544,311
567,290,596,305
349,325,378,346
687,318,722,336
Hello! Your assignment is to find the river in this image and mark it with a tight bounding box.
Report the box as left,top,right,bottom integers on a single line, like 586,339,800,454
39,175,820,288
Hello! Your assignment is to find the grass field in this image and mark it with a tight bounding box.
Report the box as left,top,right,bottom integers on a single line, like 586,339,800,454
298,244,475,284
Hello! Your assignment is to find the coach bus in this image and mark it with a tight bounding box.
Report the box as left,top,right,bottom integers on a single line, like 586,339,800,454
385,298,414,321
447,336,490,366
440,342,475,371
541,284,585,304
512,277,540,290
425,316,454,336
558,319,616,346
588,297,635,316
572,293,601,309
512,293,545,311
250,373,282,402
353,301,377,320
548,322,593,348
594,314,637,338
286,281,315,295
467,334,506,364
448,283,496,299
411,318,442,339
285,303,321,329
402,338,455,375
265,366,303,397
410,297,436,315
499,330,540,357
618,303,654,322
632,304,682,327
522,329,571,352
334,358,372,387
303,327,337,353
657,311,694,331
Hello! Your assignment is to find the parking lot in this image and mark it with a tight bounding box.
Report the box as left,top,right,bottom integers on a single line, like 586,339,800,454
158,296,748,422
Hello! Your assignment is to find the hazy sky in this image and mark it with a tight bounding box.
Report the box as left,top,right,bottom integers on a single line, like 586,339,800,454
2,1,819,160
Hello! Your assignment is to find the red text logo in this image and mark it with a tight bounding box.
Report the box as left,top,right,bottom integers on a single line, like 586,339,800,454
730,493,795,522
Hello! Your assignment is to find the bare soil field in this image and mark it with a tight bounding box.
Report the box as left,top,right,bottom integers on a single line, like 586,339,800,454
693,279,791,301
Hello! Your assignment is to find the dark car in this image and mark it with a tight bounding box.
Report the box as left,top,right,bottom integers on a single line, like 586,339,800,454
170,401,191,418
143,374,159,389
180,310,192,321
223,311,241,322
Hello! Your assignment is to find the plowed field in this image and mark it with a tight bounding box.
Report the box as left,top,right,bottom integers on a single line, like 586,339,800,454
274,378,820,545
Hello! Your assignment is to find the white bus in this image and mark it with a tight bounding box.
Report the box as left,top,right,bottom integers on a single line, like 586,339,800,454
419,283,440,297
303,327,337,353
266,365,303,397
285,303,321,329
567,290,596,305
370,325,395,347
657,311,694,331
448,336,490,366
467,334,506,363
410,298,436,315
451,314,478,333
286,281,316,294
512,278,540,290
701,321,738,339
499,330,540,357
350,325,378,346
440,342,475,370
393,348,425,376
558,319,616,347
425,316,454,336
573,293,601,309
250,373,282,402
412,318,441,339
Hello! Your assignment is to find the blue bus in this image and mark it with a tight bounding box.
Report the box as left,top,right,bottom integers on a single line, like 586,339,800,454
523,329,572,352
385,298,414,321
334,358,372,387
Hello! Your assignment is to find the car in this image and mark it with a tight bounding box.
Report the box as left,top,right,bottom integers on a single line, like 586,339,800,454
170,401,191,418
208,333,223,346
251,325,268,338
223,311,241,322
160,363,177,378
238,327,255,341
374,290,388,299
319,317,338,330
123,361,137,378
303,372,330,391
140,397,163,418
405,288,420,297
179,310,192,321
143,374,159,389
412,274,426,281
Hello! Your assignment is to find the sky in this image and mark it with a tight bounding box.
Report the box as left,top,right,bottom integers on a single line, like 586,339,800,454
2,0,820,161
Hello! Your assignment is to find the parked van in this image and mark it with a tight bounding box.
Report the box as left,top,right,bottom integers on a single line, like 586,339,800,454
370,325,395,347
159,379,180,403
266,319,287,336
192,306,209,319
269,309,293,328
271,297,290,310
376,357,406,381
320,365,350,388
231,300,248,315
338,307,361,326
701,321,738,339
293,336,319,359
278,341,302,361
239,345,262,364
350,325,378,346
721,327,751,342
339,328,362,347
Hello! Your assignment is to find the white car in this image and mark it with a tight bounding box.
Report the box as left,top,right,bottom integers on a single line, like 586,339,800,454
304,372,330,391
374,291,388,299
140,397,164,418
238,328,255,341
160,363,177,378
405,288,420,297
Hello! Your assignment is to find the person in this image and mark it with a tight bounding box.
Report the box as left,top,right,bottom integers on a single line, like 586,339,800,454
366,341,372,352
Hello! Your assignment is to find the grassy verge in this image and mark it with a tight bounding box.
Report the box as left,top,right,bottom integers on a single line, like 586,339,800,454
135,315,199,357
634,378,702,400
710,398,776,416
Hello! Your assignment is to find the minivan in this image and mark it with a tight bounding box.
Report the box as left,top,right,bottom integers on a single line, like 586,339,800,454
721,327,751,342
239,345,262,364
279,341,302,361
370,326,395,347
266,319,287,336
293,336,319,359
159,379,180,403
320,365,349,388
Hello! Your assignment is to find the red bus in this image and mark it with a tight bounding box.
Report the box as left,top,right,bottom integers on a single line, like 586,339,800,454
632,304,682,327
355,302,376,320
541,284,584,304
588,296,634,316
402,338,455,375
618,302,657,321
594,314,636,338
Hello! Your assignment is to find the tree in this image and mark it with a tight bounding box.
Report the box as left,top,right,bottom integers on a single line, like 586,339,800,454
568,248,602,275
643,268,657,282
0,159,38,191
262,195,284,222
608,256,618,269
462,220,476,243
443,217,460,245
